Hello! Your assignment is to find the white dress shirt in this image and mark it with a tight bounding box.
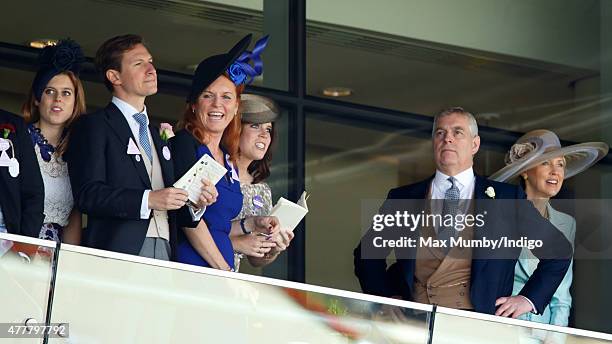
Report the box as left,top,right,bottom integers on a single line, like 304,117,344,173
430,167,475,200
429,167,475,228
112,97,153,220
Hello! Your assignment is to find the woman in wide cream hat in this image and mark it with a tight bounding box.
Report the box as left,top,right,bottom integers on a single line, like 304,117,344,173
490,129,608,327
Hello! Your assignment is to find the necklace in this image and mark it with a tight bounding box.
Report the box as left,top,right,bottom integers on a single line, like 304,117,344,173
29,124,67,178
29,124,56,162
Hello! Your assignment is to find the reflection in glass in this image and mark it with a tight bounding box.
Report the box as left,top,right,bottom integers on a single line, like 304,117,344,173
50,245,430,343
0,233,55,343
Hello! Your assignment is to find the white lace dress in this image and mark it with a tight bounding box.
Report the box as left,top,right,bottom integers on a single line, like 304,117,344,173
34,144,73,242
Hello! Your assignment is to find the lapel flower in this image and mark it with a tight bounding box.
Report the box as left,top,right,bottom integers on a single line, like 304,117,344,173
0,123,16,139
485,186,496,199
159,123,174,142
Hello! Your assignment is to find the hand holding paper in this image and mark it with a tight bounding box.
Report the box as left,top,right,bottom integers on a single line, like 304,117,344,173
148,187,189,210
252,216,280,235
174,154,227,205
196,179,218,208
272,229,294,251
269,191,309,231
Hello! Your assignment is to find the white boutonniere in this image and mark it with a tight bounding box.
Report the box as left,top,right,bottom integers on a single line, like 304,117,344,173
485,186,496,199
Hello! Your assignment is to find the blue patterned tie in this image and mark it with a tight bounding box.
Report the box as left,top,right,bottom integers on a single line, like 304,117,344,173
132,112,153,162
439,177,460,252
443,177,460,214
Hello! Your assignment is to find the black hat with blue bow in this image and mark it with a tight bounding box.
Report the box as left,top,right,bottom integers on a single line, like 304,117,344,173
187,34,269,103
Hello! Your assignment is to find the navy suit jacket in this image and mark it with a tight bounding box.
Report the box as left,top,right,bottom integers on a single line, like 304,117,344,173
65,103,176,256
0,109,44,237
354,174,572,315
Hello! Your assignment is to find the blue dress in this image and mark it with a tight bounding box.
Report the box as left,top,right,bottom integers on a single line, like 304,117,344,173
170,130,243,269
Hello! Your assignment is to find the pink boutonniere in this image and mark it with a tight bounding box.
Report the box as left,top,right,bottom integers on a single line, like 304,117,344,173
159,123,175,142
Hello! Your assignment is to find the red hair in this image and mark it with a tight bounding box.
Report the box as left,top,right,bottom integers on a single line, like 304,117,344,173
179,73,244,163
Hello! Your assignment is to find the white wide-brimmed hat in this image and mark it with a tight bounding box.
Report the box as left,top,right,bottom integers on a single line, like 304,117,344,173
489,129,609,182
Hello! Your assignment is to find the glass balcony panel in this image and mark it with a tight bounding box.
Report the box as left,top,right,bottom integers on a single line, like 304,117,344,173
432,308,612,344
49,244,432,343
0,232,56,343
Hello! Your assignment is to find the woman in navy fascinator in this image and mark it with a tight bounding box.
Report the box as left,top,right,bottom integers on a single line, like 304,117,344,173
21,39,87,245
171,34,281,271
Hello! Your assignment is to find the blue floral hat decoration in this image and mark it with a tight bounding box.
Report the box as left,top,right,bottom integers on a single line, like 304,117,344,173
187,34,269,103
31,39,85,102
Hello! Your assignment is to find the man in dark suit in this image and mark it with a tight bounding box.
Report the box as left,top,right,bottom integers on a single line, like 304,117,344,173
0,109,44,238
66,35,214,260
354,107,572,317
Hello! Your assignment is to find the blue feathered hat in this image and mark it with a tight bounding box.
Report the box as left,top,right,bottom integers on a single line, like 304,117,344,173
31,39,85,102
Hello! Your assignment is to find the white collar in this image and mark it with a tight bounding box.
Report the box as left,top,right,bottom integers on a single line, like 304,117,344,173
112,96,148,124
434,167,474,190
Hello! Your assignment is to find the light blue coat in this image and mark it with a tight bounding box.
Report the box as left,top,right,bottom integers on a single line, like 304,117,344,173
513,203,575,326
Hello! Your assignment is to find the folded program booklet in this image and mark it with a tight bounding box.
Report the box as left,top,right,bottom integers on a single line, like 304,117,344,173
270,191,309,231
173,154,227,205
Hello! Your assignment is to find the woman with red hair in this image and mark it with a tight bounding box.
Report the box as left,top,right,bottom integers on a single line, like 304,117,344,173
22,39,87,245
171,35,278,271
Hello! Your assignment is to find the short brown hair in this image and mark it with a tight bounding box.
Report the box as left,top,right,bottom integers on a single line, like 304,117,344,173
95,34,144,91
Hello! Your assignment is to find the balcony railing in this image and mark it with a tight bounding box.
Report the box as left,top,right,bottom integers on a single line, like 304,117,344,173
1,232,611,344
